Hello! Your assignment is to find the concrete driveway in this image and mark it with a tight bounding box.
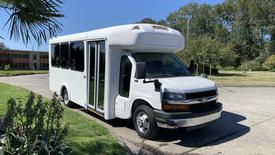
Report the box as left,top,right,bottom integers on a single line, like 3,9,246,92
1,74,275,155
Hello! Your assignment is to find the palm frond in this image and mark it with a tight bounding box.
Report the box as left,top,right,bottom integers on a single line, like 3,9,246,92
1,0,64,45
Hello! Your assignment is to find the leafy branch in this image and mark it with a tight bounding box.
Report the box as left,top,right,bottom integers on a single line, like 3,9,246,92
0,0,64,45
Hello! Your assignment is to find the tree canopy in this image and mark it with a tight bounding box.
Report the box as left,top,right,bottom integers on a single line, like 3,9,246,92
139,0,275,72
0,42,9,49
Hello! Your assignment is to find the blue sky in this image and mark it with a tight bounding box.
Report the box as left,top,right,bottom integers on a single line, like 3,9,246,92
0,0,223,51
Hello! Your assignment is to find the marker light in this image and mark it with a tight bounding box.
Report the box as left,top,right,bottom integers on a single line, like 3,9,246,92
131,25,140,30
152,25,168,31
162,104,189,112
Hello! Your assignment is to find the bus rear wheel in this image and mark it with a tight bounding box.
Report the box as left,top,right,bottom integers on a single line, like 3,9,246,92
62,88,73,107
133,105,159,139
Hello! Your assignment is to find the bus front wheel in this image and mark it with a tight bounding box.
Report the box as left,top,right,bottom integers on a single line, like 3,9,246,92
133,105,159,139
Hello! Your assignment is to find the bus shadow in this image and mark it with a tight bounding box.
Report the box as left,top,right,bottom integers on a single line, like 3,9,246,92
75,103,250,148
109,111,249,147
153,111,250,147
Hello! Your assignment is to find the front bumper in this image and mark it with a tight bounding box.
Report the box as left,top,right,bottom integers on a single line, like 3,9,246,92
154,102,222,129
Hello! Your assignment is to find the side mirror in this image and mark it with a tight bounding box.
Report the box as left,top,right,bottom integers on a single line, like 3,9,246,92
135,62,146,79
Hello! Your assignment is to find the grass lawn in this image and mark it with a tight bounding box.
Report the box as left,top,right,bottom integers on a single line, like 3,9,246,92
209,70,275,87
0,70,48,77
0,82,124,155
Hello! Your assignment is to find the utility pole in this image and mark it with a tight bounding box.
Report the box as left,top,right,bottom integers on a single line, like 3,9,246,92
186,16,191,38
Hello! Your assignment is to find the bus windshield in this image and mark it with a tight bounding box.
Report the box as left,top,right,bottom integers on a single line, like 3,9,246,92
133,53,192,78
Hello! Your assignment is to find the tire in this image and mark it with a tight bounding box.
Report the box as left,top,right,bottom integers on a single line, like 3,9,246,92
133,105,159,139
62,88,73,107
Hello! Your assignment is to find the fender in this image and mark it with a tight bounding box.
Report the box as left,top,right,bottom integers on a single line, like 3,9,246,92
129,96,155,117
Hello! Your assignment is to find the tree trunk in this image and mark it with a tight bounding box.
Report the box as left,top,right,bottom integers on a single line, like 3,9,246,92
210,64,212,76
203,63,205,74
196,63,199,76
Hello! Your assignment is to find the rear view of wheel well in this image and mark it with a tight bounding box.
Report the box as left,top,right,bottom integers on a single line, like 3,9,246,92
131,99,153,116
60,85,67,97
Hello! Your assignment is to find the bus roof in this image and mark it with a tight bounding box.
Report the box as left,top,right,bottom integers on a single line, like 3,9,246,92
49,24,185,52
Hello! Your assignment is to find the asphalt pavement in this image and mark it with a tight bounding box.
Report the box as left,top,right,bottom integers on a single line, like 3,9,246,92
0,74,275,155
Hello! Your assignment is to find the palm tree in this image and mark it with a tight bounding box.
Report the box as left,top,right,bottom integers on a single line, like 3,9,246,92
0,0,64,45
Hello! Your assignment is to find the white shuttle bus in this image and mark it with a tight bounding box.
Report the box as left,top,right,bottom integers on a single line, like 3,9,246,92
49,24,222,139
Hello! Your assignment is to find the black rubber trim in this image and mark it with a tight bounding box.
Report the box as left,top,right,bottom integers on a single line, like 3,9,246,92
154,102,222,124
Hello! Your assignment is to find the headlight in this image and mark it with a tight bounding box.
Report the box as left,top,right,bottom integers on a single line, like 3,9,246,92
162,92,186,101
162,92,188,112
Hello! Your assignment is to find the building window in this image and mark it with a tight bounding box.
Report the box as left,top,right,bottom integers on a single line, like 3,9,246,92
60,43,70,69
51,44,60,67
119,56,132,97
33,55,37,60
70,41,84,72
40,55,47,59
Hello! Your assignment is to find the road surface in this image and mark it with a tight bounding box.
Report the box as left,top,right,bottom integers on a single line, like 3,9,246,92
1,74,275,155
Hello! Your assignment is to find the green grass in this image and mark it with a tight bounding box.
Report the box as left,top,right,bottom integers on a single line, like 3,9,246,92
0,82,124,155
0,70,48,77
209,70,275,87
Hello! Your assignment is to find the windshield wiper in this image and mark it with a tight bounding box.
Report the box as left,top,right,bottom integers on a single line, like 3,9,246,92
147,73,176,78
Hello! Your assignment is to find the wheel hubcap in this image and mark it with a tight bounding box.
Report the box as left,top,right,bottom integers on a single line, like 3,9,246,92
136,112,149,133
63,92,68,105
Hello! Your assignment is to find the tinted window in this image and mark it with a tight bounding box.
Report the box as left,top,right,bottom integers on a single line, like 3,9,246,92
70,41,84,71
98,41,105,110
60,43,70,68
119,56,132,97
133,53,191,78
51,44,60,67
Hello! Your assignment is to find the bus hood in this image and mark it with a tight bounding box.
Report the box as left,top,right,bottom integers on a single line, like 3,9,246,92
158,76,216,93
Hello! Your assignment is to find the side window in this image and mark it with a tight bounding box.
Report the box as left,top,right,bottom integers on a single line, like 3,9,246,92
70,41,84,71
119,56,132,97
51,44,60,67
60,43,69,68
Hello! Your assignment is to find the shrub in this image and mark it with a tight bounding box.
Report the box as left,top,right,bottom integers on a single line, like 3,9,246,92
4,64,11,71
1,92,71,155
263,55,275,71
237,60,263,71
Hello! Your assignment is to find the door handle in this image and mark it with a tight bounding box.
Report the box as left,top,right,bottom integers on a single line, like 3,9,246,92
83,75,86,78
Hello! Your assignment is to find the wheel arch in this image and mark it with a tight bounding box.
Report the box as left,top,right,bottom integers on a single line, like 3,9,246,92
60,83,71,100
131,98,154,117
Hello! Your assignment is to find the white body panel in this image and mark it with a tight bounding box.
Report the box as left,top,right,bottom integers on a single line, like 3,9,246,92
159,76,216,93
49,24,184,52
49,44,88,108
49,24,218,123
114,54,162,119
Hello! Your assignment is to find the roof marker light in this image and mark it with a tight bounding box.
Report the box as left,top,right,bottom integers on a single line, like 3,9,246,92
152,25,168,31
131,25,140,30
